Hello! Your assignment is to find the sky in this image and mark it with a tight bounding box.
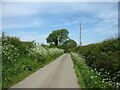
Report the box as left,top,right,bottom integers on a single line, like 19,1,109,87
1,2,118,45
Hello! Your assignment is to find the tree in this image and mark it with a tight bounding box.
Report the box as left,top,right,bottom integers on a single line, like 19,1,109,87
46,29,69,46
61,39,77,52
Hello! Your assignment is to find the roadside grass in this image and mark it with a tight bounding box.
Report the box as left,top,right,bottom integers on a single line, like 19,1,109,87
71,53,106,88
74,65,86,88
2,53,63,88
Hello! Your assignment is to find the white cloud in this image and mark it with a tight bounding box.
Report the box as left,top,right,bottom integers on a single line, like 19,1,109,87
1,2,118,45
93,25,118,36
3,18,42,29
2,3,40,18
93,13,118,36
2,2,117,18
8,31,48,44
20,34,48,44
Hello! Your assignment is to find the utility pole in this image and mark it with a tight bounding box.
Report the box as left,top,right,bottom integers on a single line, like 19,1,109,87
80,23,82,46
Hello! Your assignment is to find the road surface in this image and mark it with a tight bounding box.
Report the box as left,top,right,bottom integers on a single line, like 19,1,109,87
10,54,79,88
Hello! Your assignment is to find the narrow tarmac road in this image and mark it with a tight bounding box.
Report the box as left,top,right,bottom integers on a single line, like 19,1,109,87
11,54,79,88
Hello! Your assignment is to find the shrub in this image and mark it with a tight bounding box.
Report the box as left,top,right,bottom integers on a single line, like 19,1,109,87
71,52,119,88
2,33,64,88
2,44,20,64
71,38,120,88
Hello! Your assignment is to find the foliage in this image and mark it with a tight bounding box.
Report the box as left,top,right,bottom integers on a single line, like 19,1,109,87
46,30,77,52
46,29,69,46
71,52,119,88
71,38,120,88
2,33,64,88
29,45,64,64
2,44,20,64
60,39,77,52
41,44,49,48
0,35,2,90
2,32,35,55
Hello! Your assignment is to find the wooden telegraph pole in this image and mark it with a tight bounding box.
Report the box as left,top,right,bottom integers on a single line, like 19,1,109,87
80,23,82,46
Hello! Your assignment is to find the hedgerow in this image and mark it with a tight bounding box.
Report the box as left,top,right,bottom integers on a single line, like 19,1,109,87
71,38,120,88
2,32,64,88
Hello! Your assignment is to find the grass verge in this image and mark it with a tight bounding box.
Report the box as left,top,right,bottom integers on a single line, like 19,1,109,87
71,52,106,88
74,65,86,88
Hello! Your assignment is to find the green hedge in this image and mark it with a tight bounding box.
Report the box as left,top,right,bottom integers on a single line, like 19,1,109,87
71,38,120,88
71,52,119,88
2,33,64,88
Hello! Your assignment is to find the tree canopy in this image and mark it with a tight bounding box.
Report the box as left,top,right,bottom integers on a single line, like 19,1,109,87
61,39,77,52
46,29,69,46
